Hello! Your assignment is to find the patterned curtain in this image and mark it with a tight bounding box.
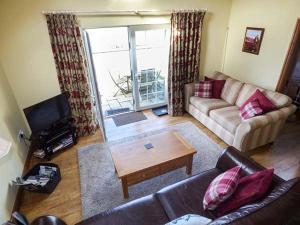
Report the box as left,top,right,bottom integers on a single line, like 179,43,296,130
46,14,97,136
168,11,206,116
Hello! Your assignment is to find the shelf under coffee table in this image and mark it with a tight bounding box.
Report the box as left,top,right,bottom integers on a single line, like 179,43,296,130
110,131,197,198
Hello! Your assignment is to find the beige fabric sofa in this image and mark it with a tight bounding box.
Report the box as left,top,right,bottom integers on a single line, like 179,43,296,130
185,71,296,152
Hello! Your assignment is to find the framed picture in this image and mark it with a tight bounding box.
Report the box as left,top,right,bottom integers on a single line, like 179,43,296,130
242,27,265,55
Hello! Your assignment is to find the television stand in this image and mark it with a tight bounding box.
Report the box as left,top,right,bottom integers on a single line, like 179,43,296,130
31,121,77,160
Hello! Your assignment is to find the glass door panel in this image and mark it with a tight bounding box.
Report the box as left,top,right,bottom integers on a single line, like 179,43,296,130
87,27,133,117
86,25,170,116
130,25,170,110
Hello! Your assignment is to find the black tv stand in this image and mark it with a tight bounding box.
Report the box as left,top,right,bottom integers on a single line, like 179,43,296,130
31,120,77,160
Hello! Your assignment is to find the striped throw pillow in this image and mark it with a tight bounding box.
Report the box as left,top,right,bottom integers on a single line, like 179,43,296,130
203,166,242,210
240,100,263,120
195,81,213,98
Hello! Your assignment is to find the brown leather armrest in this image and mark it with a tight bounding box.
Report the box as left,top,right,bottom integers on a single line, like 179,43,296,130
75,195,169,225
216,147,284,183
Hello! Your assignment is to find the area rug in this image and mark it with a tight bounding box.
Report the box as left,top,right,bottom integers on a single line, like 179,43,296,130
112,111,147,126
77,121,223,219
105,107,130,116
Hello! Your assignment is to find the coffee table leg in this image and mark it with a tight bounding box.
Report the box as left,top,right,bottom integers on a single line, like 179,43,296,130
186,156,193,175
121,178,129,199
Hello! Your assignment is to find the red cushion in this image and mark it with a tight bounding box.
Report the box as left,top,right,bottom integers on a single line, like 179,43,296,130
205,76,226,99
240,89,276,113
195,81,213,98
203,166,242,210
240,100,263,120
217,169,274,216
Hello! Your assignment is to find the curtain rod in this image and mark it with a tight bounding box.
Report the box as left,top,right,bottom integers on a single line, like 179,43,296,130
42,9,208,16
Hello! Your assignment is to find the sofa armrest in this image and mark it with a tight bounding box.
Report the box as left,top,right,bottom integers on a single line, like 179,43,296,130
75,195,169,225
216,147,283,184
233,105,296,151
240,105,296,130
184,82,195,112
216,146,268,176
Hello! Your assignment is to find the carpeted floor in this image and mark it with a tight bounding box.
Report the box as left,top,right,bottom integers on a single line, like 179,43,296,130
77,122,223,219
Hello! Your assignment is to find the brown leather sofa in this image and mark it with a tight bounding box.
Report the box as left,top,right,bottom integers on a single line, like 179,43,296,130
76,147,300,225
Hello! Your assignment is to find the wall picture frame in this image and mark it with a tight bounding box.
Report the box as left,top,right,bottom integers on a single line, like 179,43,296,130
242,27,265,55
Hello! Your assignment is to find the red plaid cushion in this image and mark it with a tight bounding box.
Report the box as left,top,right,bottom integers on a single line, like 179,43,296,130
240,100,263,120
195,81,213,98
203,166,242,210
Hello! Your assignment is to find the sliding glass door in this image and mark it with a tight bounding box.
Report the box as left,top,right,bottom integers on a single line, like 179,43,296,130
129,25,170,110
85,24,170,116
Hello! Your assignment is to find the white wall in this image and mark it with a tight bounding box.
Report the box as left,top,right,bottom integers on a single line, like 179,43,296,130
0,0,232,112
0,0,233,221
0,64,28,222
223,0,300,90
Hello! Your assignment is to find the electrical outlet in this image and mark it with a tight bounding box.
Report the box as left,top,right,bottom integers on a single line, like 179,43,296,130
17,129,24,142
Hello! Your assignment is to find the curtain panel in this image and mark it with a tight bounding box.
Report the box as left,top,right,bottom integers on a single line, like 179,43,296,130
168,11,206,116
46,14,97,136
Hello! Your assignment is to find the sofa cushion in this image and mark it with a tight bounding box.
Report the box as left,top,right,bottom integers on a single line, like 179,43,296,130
195,81,213,98
203,166,242,210
239,89,277,114
264,89,292,108
190,97,231,115
221,78,244,105
156,168,222,220
205,76,226,99
209,106,241,134
75,195,169,225
235,84,264,107
239,100,263,120
217,168,274,216
166,214,212,225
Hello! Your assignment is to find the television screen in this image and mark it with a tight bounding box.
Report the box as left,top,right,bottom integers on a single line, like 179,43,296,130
23,93,71,134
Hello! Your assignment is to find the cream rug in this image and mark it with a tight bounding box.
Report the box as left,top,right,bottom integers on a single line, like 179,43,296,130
77,121,223,218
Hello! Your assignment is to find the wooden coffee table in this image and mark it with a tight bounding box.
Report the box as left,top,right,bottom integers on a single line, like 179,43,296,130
110,131,197,198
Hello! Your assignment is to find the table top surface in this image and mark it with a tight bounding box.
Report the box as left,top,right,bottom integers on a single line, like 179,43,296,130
110,131,196,177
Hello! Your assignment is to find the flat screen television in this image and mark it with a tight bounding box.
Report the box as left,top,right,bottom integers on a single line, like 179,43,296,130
23,92,71,134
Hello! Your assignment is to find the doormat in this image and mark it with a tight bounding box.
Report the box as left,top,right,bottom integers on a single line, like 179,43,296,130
106,107,130,116
152,105,168,116
112,111,147,126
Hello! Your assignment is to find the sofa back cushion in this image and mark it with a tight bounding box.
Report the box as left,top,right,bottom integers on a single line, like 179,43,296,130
221,78,244,105
210,71,230,80
205,72,243,104
216,169,274,216
236,84,292,109
264,90,292,108
235,84,264,107
210,72,292,108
